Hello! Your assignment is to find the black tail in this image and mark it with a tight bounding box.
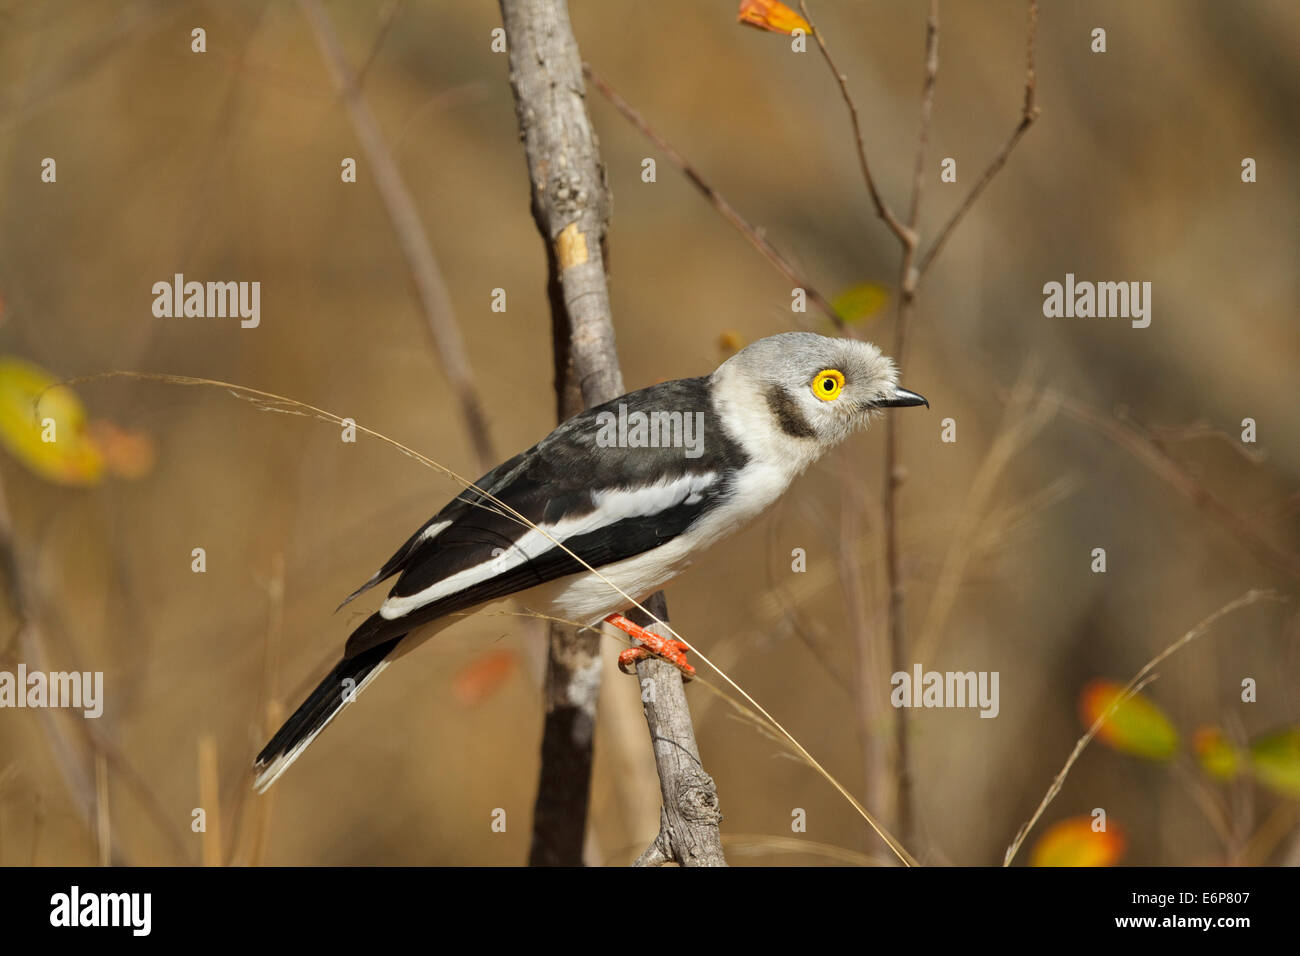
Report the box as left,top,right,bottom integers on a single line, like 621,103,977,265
253,636,402,792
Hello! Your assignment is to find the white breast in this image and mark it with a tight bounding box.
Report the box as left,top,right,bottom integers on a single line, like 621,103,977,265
537,457,797,624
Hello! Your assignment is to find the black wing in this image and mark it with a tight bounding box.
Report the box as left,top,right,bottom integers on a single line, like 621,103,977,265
339,377,747,658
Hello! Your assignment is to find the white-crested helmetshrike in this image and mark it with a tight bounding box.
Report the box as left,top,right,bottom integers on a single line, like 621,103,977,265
254,332,927,790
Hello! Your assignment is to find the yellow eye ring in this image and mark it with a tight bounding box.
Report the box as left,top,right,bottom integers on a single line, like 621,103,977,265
812,369,845,402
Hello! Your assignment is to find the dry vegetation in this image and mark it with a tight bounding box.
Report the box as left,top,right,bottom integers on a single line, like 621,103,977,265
0,0,1297,866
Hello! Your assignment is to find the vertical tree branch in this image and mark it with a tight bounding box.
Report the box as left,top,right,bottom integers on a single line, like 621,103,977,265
880,0,939,845
498,0,723,866
804,0,1037,844
627,594,725,867
837,481,891,819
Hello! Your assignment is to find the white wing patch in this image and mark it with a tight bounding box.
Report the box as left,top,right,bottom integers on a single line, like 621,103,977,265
418,518,452,543
379,471,717,620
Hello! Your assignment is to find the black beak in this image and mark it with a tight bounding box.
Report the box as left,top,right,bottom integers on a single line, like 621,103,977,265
877,385,929,409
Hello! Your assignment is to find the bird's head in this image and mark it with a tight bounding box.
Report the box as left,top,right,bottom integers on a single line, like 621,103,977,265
713,331,928,463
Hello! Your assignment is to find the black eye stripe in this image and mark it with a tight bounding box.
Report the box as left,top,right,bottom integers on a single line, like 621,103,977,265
766,385,817,438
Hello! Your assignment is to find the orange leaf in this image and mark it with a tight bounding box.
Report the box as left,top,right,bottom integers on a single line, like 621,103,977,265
738,0,811,35
452,649,518,706
718,330,745,354
89,420,157,480
1030,816,1126,867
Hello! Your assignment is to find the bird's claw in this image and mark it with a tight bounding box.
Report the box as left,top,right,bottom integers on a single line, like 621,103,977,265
605,613,696,680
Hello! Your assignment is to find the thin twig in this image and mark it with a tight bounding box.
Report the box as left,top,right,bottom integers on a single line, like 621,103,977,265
1145,419,1268,464
917,0,1039,279
914,363,1057,664
198,734,222,866
907,1,941,235
879,0,941,843
226,553,285,865
804,0,1039,845
81,720,187,863
1051,391,1300,585
298,0,495,471
0,482,177,864
354,0,407,89
583,64,841,325
1244,799,1300,866
94,752,110,867
801,1,914,248
243,554,284,865
1003,589,1285,866
1169,755,1236,853
838,471,891,820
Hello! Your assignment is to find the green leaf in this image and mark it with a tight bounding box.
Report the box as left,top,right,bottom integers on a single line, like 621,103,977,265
1248,726,1300,798
831,281,889,325
1080,679,1179,761
1192,726,1240,780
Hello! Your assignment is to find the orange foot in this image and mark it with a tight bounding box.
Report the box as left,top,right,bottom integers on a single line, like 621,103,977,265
604,613,695,680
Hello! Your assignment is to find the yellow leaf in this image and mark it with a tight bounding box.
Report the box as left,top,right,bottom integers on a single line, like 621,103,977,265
1080,679,1179,760
1249,726,1300,798
0,357,104,486
737,0,811,36
718,330,745,354
1031,816,1126,867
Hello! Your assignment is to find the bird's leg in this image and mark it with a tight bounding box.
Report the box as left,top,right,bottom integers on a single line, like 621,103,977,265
604,613,695,679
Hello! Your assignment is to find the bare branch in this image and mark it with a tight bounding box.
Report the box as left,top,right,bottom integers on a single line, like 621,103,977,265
298,0,495,471
197,734,222,866
583,64,841,326
0,480,188,864
838,475,892,819
1051,391,1300,585
354,0,408,89
917,0,1039,279
877,0,941,842
801,1,915,248
627,595,726,866
498,0,724,867
498,0,616,865
914,366,1058,665
907,1,941,235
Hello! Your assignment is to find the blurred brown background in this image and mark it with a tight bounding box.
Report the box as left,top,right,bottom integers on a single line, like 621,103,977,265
0,0,1297,866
